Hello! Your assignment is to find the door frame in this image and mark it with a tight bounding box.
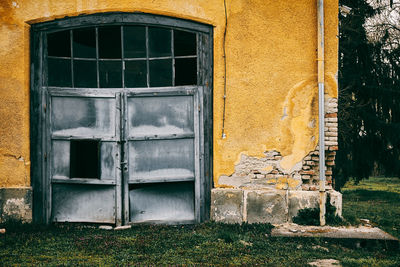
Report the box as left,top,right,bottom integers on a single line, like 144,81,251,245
30,12,213,224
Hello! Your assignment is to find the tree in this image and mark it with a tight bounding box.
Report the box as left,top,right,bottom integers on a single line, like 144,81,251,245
334,0,400,189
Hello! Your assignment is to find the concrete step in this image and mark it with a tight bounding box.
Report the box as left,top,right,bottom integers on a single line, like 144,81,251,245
271,223,399,250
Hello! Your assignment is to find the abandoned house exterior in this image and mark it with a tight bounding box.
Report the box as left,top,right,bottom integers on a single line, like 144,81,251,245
0,0,341,225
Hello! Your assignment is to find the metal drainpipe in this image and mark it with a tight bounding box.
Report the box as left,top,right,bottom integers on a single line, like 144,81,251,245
318,0,326,226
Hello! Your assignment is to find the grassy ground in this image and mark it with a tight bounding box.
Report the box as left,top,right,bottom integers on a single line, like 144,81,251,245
342,177,400,239
1,177,399,266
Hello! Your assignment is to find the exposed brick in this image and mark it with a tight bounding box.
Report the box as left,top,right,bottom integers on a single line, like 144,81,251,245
325,141,338,146
329,146,338,151
325,170,333,175
300,170,315,175
302,175,311,179
326,161,335,166
306,161,315,166
302,165,311,170
311,156,319,161
325,117,338,123
325,113,337,118
326,132,338,137
325,122,338,127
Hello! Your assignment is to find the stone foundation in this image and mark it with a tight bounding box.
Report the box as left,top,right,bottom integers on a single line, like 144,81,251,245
0,187,32,223
211,188,342,224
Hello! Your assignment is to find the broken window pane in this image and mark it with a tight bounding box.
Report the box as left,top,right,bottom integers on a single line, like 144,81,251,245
129,182,195,222
174,30,196,56
51,96,116,136
73,28,96,58
99,61,122,88
47,30,71,57
74,60,97,88
149,27,171,57
124,26,146,58
175,58,197,86
98,26,121,59
149,59,172,87
125,60,147,88
128,139,194,182
127,95,194,136
70,140,100,178
48,58,72,87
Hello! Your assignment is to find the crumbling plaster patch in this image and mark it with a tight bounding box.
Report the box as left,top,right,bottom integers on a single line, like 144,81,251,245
216,74,338,189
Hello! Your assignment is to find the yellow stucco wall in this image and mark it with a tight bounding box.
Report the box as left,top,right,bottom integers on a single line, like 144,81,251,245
0,0,338,188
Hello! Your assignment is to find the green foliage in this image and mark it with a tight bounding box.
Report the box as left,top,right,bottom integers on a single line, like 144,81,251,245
293,195,346,226
293,207,320,226
335,0,400,189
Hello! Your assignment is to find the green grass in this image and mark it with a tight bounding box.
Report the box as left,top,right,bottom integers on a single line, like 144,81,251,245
342,177,400,239
0,177,399,266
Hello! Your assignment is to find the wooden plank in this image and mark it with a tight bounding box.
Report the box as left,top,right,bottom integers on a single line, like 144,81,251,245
52,177,116,185
125,86,195,96
48,87,118,97
31,13,211,34
129,175,195,184
30,29,45,223
127,133,194,141
51,135,117,141
115,93,123,226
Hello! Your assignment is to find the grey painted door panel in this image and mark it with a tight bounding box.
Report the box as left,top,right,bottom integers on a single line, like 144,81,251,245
129,182,195,222
127,95,194,137
128,139,195,182
51,96,116,137
52,184,115,223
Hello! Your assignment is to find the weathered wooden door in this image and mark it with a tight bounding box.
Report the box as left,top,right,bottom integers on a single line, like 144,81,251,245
31,13,213,225
49,91,122,224
124,88,202,223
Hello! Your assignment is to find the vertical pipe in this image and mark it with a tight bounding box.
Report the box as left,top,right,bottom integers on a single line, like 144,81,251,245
318,0,326,226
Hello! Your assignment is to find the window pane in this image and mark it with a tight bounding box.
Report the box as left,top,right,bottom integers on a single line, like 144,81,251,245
149,59,172,87
127,95,194,137
174,30,196,56
48,58,72,87
124,26,146,58
73,28,96,58
47,30,71,57
98,26,121,59
175,58,197,86
74,60,97,88
125,61,147,88
149,27,171,57
99,61,122,88
128,139,195,181
51,96,116,136
70,140,100,178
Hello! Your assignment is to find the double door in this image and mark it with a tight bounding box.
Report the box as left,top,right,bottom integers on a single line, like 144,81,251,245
48,87,203,225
